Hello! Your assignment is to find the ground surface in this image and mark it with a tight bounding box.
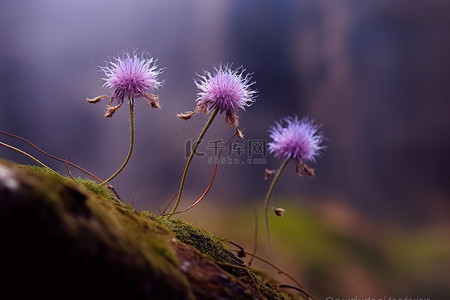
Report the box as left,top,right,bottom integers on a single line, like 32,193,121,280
0,160,303,299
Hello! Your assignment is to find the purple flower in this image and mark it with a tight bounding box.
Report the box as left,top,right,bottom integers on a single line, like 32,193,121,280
88,51,163,117
102,51,162,99
268,116,325,164
193,65,256,127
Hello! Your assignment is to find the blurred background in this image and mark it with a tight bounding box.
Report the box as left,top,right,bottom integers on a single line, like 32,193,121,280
1,0,449,298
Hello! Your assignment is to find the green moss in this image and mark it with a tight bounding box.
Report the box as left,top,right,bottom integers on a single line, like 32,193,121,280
73,177,114,201
1,161,300,299
2,161,194,299
19,164,118,203
155,218,228,260
154,217,285,299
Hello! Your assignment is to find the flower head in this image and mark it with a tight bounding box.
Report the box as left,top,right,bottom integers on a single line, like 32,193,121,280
87,51,163,117
268,116,325,164
182,65,256,127
102,51,162,99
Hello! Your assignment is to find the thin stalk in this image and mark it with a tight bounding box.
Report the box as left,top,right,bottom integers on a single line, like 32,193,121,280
168,107,220,217
0,129,103,182
241,251,311,298
0,141,58,175
163,126,238,216
101,100,135,185
264,158,290,262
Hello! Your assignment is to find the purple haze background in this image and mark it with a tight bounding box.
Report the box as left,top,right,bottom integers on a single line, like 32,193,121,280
1,0,449,226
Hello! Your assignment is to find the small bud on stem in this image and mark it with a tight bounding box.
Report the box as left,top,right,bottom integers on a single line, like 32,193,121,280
273,207,285,217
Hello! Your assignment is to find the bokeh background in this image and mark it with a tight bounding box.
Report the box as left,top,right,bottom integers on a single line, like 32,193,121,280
1,0,449,298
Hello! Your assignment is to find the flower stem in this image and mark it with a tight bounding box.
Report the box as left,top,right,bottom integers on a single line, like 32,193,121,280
167,107,220,217
264,158,290,262
101,101,135,185
0,141,58,175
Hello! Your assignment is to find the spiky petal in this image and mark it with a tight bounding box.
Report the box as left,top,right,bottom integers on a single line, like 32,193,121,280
88,51,163,117
194,65,256,127
268,116,325,164
102,51,163,100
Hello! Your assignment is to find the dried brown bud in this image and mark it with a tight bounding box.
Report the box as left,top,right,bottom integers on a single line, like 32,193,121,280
151,101,160,109
235,128,244,139
303,164,315,178
296,162,303,176
264,169,276,180
226,113,239,128
177,111,196,120
86,95,108,103
273,207,285,217
105,105,120,118
145,93,161,109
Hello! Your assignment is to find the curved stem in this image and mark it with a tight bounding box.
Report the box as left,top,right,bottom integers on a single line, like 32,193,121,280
101,101,135,185
167,107,220,217
0,129,103,182
264,158,290,262
0,141,58,175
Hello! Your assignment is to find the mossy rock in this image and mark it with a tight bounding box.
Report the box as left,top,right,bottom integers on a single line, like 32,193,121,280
0,160,300,299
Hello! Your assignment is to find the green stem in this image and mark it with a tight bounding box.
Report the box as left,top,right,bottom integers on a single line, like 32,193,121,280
0,141,58,175
101,101,135,185
168,107,220,217
264,158,290,261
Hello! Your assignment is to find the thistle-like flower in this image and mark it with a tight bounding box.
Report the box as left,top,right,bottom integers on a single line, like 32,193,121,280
264,116,325,263
268,116,325,169
85,51,164,185
168,65,256,217
178,65,256,128
87,51,163,117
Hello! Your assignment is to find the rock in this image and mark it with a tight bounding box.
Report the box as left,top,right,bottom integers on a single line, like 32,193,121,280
0,160,296,299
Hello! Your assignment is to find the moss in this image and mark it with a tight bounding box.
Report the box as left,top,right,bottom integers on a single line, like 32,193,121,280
1,161,194,299
73,177,115,201
1,160,302,299
156,217,230,261
19,165,117,202
154,217,285,299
